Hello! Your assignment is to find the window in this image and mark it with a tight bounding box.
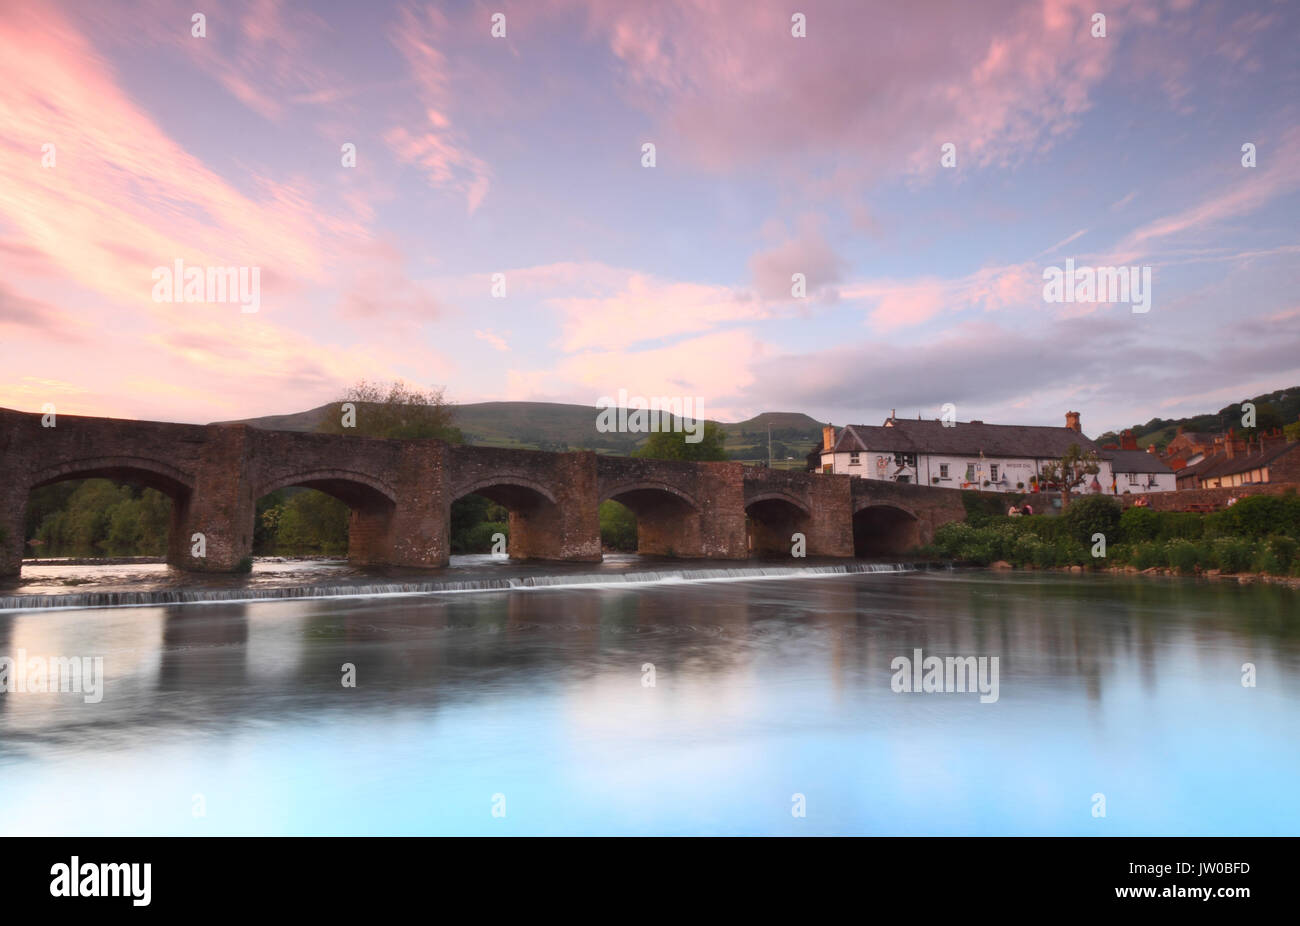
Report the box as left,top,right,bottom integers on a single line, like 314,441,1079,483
939,464,949,479
893,452,917,468
965,463,976,482
849,451,860,465
990,464,999,481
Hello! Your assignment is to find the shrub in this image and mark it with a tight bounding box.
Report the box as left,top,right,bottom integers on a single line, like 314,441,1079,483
1215,494,1300,539
1119,506,1160,543
1253,546,1282,575
1213,537,1252,574
1022,515,1066,543
1062,495,1122,546
957,539,997,565
1265,534,1298,571
459,521,508,554
932,520,975,556
1032,540,1058,568
1055,539,1089,567
1165,538,1200,575
1011,533,1043,565
1131,542,1166,570
961,491,1025,526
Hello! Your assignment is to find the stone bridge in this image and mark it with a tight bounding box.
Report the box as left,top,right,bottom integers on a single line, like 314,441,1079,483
0,408,966,575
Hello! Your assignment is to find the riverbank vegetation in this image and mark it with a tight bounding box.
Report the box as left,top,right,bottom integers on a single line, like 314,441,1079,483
924,492,1300,577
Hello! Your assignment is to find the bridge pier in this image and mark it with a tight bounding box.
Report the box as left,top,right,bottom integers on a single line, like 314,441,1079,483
0,481,26,577
167,425,255,572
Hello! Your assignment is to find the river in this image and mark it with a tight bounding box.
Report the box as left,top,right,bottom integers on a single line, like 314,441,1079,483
1,559,1297,835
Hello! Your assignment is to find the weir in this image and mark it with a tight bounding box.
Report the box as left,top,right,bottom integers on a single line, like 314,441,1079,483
0,562,923,613
0,407,967,577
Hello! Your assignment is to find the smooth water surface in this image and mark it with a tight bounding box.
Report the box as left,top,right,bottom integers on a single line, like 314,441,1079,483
1,568,1297,835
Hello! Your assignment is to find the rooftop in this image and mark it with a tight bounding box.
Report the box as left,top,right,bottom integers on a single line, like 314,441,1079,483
831,418,1100,459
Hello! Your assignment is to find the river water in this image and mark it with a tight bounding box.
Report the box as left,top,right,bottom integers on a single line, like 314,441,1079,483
1,559,1297,835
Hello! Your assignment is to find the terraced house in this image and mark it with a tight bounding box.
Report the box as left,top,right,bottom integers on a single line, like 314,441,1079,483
815,411,1175,495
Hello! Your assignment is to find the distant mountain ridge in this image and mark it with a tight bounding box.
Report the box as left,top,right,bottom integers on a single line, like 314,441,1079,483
1095,386,1300,449
220,401,827,464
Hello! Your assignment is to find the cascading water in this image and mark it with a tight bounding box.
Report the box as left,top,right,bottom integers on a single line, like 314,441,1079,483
0,562,918,613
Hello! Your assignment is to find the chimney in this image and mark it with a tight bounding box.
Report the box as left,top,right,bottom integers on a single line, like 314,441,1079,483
1121,428,1138,451
1225,428,1235,459
822,424,836,452
1146,444,1158,455
1065,410,1081,432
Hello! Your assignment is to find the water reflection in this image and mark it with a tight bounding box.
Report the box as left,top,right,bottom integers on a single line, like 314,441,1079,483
1,571,1297,835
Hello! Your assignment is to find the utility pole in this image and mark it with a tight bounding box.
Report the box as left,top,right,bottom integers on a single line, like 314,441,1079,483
768,425,772,468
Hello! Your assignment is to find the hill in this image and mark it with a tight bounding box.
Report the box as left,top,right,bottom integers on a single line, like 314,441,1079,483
220,401,826,466
1095,386,1300,450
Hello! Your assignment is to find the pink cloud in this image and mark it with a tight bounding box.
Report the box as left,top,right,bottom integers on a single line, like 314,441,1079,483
475,329,511,352
749,218,846,303
566,0,1125,185
544,270,761,351
386,4,493,213
846,263,1041,331
505,329,768,418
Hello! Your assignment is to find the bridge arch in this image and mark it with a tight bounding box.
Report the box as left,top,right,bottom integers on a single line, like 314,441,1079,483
599,480,699,511
600,481,702,558
31,455,195,496
745,492,812,557
451,475,559,509
22,456,197,569
253,469,398,566
255,469,398,507
852,503,921,557
449,475,569,560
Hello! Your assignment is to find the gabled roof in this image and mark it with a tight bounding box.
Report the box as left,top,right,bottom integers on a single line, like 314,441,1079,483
830,418,1099,459
1195,441,1299,480
1101,449,1174,474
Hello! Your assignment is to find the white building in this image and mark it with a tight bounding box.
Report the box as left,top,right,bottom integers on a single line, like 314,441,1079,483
814,411,1175,494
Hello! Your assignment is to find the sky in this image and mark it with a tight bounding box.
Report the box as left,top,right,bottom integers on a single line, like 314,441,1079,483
0,0,1297,437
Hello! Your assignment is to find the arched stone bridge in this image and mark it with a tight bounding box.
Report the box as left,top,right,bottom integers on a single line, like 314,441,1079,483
0,408,966,575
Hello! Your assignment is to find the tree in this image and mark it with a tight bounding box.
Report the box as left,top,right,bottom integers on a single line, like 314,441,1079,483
317,379,463,442
1062,495,1121,546
1038,444,1100,511
635,422,728,461
599,500,638,551
273,490,349,555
